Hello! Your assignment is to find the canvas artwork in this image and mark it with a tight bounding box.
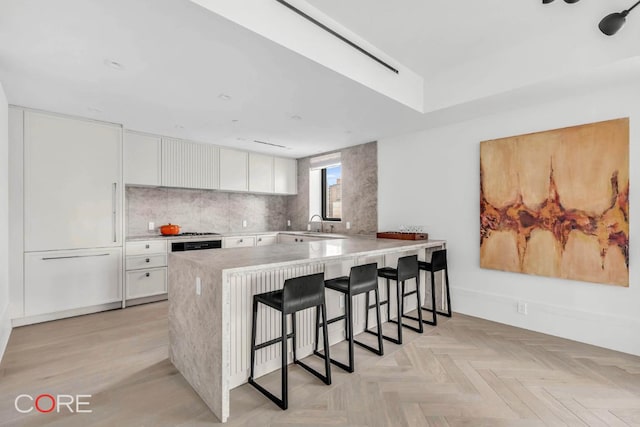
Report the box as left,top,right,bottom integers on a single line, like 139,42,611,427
480,118,629,286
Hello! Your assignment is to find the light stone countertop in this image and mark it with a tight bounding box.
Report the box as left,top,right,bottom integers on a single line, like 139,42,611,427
169,236,445,274
126,230,348,241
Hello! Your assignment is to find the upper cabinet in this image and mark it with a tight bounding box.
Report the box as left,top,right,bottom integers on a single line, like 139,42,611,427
161,138,218,190
249,153,274,193
274,157,297,194
24,111,122,251
219,148,248,192
122,130,297,195
124,131,161,186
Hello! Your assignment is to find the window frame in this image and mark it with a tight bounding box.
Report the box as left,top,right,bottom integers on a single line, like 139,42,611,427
321,166,341,221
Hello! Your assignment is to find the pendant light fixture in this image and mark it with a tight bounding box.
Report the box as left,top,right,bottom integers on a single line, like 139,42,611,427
599,0,640,35
543,0,640,36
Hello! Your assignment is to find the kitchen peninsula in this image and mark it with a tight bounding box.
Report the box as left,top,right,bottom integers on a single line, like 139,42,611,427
168,236,446,422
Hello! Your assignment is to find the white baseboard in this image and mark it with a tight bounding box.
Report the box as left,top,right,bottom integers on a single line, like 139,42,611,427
452,287,640,356
0,303,12,364
11,301,122,327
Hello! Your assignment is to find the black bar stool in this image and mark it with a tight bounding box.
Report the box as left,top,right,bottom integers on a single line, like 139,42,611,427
248,272,331,410
419,249,452,319
313,263,384,373
376,255,424,344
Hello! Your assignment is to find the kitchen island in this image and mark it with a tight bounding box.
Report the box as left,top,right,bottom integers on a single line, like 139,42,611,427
168,236,446,422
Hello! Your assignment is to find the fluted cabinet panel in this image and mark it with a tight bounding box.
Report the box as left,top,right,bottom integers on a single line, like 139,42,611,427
161,138,218,189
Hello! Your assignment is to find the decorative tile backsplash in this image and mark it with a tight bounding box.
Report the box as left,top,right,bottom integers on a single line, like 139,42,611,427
126,187,290,236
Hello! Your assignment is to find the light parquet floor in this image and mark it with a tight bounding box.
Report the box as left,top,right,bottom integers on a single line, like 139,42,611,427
1,301,640,426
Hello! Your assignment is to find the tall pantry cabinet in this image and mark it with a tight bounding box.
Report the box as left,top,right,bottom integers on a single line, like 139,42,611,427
21,110,123,319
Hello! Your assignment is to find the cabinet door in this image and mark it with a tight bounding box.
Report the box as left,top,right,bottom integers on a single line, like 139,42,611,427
248,153,274,193
124,131,161,186
274,157,297,194
24,112,122,251
161,138,218,189
24,248,122,317
126,267,167,299
219,148,248,192
278,234,301,244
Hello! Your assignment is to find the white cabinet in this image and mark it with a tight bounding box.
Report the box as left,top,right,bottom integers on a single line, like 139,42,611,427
219,148,248,192
248,153,274,193
124,131,161,186
162,138,218,189
24,248,122,317
256,234,278,246
24,111,122,251
278,234,308,244
274,157,297,194
125,240,167,302
224,236,256,248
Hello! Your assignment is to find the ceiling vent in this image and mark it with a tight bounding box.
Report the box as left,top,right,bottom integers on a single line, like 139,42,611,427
253,140,289,149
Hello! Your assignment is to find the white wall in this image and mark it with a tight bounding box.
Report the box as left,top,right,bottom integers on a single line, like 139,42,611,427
0,82,10,362
379,82,640,356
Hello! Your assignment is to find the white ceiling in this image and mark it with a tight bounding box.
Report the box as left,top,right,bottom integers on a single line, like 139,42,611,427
1,0,639,158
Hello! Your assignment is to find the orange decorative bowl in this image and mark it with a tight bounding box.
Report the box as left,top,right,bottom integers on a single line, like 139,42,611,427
160,223,180,235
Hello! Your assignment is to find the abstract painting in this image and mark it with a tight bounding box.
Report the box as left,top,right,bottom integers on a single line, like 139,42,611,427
480,118,629,286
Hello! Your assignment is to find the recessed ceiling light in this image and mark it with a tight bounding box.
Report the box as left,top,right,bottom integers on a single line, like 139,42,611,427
218,94,232,101
345,130,352,134
104,59,124,70
231,119,239,123
291,115,302,121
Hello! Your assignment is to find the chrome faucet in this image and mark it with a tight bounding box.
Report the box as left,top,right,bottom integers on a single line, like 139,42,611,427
309,214,324,233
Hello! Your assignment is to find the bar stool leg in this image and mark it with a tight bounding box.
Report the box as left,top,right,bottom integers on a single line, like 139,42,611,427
281,311,288,410
321,303,332,384
396,280,403,344
346,294,354,372
291,312,297,362
443,268,452,317
249,298,258,381
313,306,320,353
375,289,384,354
358,289,384,356
386,278,391,323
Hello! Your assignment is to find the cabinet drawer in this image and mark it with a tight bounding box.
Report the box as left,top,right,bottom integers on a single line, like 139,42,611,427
126,254,167,270
256,235,277,246
126,267,167,299
126,240,167,256
223,236,256,248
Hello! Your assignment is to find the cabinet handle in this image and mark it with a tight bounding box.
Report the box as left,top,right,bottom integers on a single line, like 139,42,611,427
239,239,243,243
258,238,262,242
300,239,304,242
145,272,150,277
145,258,150,263
295,238,298,242
42,253,109,261
145,244,150,249
112,182,117,243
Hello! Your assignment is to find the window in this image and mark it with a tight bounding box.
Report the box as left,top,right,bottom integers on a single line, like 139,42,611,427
322,164,342,221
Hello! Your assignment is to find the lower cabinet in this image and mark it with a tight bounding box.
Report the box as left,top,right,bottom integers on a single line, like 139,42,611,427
24,248,122,317
256,234,278,246
125,240,168,304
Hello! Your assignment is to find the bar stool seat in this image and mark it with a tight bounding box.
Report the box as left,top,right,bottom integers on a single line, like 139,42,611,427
376,255,424,345
249,272,331,410
314,263,384,373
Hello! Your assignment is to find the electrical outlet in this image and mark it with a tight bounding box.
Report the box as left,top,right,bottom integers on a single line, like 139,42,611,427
287,219,291,227
346,221,351,230
196,277,202,296
517,301,528,315
148,221,155,231
242,219,247,228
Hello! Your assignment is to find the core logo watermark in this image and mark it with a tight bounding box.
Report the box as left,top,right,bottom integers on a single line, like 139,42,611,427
14,394,92,414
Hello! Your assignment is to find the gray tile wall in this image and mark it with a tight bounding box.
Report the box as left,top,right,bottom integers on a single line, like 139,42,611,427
287,141,378,235
126,187,290,236
126,141,377,236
